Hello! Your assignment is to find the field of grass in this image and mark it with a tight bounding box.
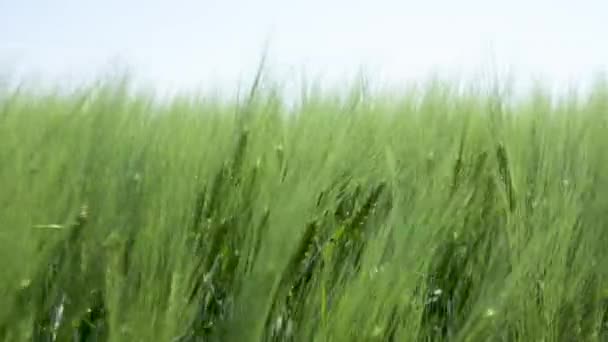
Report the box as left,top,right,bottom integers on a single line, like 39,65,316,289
1,76,608,341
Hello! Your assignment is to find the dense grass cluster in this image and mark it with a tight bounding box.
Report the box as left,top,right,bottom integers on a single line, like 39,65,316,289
1,78,608,341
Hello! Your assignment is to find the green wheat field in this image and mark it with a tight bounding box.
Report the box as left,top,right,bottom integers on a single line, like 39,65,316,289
1,75,608,341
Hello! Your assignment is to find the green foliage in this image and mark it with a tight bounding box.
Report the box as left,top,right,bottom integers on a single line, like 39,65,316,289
1,78,608,341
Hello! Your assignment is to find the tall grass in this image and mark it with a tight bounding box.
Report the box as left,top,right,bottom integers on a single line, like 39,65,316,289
1,77,608,341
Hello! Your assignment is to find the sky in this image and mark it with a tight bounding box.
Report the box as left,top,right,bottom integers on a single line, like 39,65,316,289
1,0,607,97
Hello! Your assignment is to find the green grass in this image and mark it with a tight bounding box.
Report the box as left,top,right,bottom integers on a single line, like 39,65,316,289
1,76,608,341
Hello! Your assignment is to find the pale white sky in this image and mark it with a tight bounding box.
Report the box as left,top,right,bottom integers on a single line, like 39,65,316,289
1,0,607,96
